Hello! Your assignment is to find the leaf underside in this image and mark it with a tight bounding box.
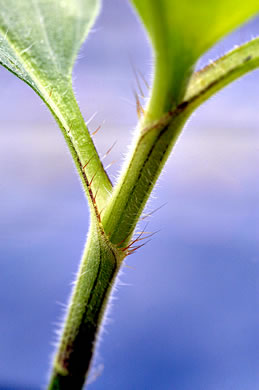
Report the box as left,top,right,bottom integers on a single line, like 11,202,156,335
0,0,97,91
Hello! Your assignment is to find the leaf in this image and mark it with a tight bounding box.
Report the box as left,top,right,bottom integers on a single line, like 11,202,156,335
131,0,259,120
0,0,112,212
0,0,98,93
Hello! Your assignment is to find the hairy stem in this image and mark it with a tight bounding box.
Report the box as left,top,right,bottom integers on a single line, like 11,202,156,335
48,220,122,390
102,107,189,244
102,37,259,245
47,37,259,390
184,37,259,111
42,86,113,213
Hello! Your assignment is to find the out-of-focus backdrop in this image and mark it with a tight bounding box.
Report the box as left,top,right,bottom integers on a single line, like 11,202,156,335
0,1,258,389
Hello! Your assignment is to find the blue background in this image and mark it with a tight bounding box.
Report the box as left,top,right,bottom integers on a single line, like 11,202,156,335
0,1,258,389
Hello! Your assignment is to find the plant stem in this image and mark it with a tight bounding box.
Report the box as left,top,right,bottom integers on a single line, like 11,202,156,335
102,107,189,245
47,109,188,390
45,86,113,212
47,36,259,390
48,221,122,390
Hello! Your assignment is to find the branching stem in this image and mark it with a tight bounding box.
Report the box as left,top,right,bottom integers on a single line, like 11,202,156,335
48,36,259,390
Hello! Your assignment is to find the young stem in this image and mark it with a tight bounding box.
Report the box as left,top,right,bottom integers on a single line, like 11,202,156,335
101,36,259,245
45,85,113,212
48,219,122,390
47,109,189,390
102,106,189,245
47,37,259,390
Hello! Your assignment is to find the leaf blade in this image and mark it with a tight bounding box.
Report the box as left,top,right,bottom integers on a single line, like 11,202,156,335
0,0,99,87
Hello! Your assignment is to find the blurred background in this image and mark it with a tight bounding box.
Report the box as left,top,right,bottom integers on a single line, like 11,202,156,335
0,1,258,389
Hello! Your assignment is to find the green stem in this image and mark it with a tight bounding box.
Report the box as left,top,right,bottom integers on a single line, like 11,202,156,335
47,109,189,390
102,107,189,244
102,37,259,245
48,220,122,390
47,37,259,390
184,37,259,111
45,85,113,212
0,21,113,210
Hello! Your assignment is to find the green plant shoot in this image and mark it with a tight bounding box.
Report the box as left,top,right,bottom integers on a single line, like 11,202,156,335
0,0,258,389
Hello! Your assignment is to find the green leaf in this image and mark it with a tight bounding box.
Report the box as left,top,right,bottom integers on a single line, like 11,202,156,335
0,0,98,93
131,0,259,121
0,0,112,212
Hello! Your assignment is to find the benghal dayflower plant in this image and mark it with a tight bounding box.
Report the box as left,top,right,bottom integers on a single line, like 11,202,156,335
0,0,258,389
